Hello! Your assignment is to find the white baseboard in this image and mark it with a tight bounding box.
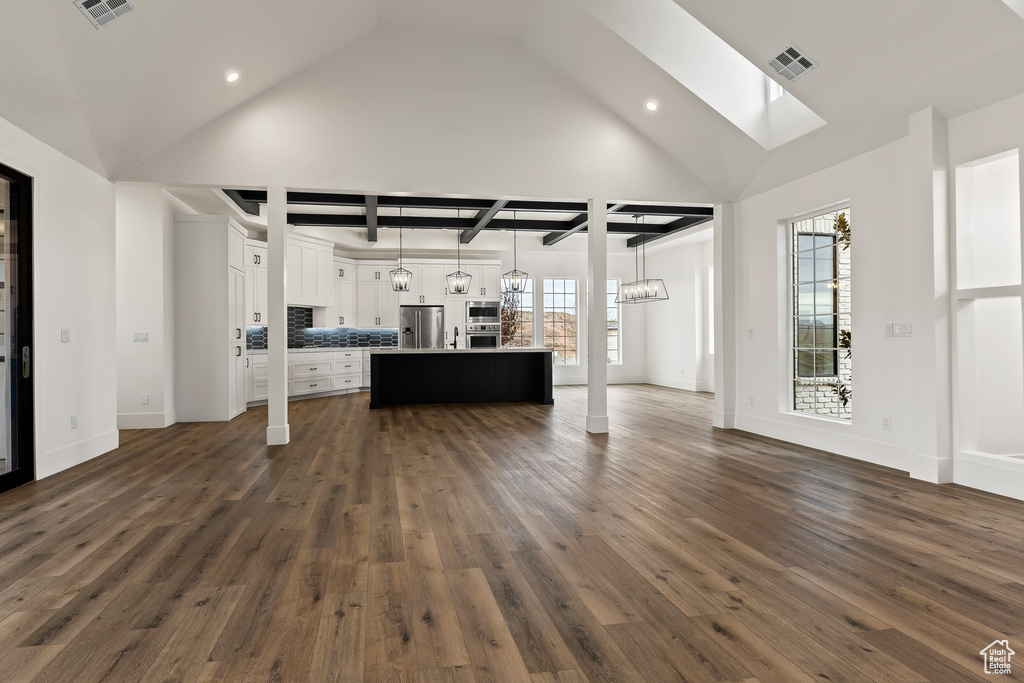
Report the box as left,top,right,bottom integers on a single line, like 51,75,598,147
36,430,120,480
712,410,735,429
953,452,1024,501
735,412,916,475
646,375,714,392
910,453,954,484
117,411,176,429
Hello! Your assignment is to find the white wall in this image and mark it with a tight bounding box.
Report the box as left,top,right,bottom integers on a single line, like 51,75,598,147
728,133,921,475
0,115,118,479
116,186,192,428
644,230,714,392
120,28,719,206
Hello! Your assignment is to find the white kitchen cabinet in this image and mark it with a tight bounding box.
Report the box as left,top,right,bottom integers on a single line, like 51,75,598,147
444,298,467,349
286,233,333,307
398,261,446,306
314,258,357,328
244,264,268,325
244,242,267,268
443,261,501,298
173,214,247,422
356,263,399,328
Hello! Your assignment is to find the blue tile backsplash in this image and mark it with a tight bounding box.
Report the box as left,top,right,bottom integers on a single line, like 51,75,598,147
247,306,399,350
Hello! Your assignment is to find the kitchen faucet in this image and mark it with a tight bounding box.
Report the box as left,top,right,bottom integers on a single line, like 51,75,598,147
451,326,459,349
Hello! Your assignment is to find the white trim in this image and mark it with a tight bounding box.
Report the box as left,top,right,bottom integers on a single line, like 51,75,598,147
954,451,1024,501
586,415,609,433
36,430,119,480
646,375,714,392
117,411,176,429
735,413,916,474
267,424,290,445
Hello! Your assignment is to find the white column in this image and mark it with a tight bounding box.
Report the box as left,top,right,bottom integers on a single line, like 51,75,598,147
266,186,290,445
712,202,737,429
586,198,609,433
909,107,953,483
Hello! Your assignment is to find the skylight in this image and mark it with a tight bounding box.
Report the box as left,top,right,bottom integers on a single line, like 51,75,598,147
575,0,826,149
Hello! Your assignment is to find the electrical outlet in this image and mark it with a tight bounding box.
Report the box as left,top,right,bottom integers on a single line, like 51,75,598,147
141,394,149,406
71,415,78,430
747,328,754,339
884,323,893,338
749,395,755,407
133,332,149,342
680,369,685,376
61,328,71,343
882,416,891,431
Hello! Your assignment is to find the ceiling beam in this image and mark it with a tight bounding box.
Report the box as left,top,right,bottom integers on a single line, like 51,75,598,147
543,203,626,246
223,189,261,215
287,214,671,234
626,215,713,248
461,199,508,244
616,205,714,218
365,195,378,243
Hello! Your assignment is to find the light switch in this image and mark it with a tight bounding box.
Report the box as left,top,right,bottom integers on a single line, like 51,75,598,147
61,328,71,343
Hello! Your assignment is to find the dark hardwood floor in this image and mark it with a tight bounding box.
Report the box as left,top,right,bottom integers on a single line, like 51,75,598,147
1,385,1022,681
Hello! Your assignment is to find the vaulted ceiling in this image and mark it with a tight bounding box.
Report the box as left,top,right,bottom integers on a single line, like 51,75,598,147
3,0,1024,201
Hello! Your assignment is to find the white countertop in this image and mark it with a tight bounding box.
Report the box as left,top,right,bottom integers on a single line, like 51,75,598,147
248,347,372,354
371,347,553,355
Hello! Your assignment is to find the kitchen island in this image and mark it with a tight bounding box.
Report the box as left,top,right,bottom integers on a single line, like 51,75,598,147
369,348,554,408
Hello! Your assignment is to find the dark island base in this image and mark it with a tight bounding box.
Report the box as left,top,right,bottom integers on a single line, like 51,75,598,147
369,351,554,408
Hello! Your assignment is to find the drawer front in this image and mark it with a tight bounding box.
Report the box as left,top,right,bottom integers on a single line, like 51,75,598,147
289,351,335,364
252,381,268,401
290,377,333,395
252,364,268,381
335,350,361,361
334,359,362,375
334,373,361,390
251,354,268,367
291,361,335,378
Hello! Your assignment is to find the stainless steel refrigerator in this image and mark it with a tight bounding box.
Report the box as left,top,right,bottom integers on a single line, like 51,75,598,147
399,305,445,349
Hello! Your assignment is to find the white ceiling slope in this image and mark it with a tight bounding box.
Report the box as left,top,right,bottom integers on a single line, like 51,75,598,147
3,0,1024,201
122,28,721,203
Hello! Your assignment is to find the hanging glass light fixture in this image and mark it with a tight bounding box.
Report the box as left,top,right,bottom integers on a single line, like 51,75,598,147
390,207,413,292
616,214,669,303
446,209,472,295
502,210,529,293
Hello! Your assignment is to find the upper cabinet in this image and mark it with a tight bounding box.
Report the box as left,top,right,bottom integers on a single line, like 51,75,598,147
443,261,502,298
286,233,333,307
244,242,267,269
314,257,357,328
356,262,399,328
244,239,268,325
397,261,446,306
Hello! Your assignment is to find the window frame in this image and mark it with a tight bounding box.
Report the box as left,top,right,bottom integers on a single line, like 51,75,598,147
500,278,535,348
606,278,621,365
543,277,580,366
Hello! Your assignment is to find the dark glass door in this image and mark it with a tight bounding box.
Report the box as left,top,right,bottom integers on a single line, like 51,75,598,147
0,161,34,493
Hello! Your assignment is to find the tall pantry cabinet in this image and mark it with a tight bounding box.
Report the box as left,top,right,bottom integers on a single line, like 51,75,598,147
174,214,247,421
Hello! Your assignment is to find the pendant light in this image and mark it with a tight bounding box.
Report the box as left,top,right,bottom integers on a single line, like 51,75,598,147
616,214,669,303
502,210,529,293
446,209,472,295
389,207,413,292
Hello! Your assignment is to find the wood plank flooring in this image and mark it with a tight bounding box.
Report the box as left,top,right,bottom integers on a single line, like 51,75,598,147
1,385,1023,681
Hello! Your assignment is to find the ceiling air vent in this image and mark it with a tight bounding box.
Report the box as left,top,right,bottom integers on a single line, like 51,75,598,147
768,45,818,83
75,0,136,29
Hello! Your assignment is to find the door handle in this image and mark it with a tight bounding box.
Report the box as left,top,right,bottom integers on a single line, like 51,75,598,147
22,346,30,378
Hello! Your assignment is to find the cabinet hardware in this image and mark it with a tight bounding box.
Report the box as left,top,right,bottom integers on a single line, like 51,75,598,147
246,358,249,368
21,346,30,379
236,346,242,357
236,328,242,339
310,367,318,371
310,383,318,387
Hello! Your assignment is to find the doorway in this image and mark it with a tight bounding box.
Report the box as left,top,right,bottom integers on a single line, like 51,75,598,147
0,161,35,493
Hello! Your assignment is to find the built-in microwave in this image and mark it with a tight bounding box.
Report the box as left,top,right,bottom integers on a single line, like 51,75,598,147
466,300,500,324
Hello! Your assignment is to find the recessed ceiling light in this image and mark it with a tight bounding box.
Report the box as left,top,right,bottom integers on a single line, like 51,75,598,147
225,71,240,84
645,100,659,112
